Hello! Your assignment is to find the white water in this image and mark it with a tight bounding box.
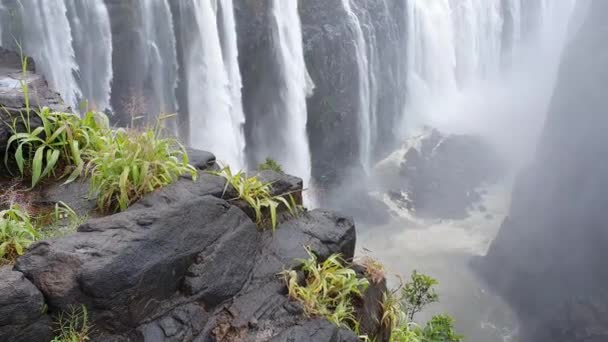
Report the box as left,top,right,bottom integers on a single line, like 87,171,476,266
178,0,245,169
16,0,81,108
270,0,313,184
341,0,373,171
401,0,577,165
65,0,112,111
217,0,246,169
138,0,178,118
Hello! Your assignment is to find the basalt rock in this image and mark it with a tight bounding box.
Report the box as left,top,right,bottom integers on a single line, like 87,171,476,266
0,267,53,342
479,2,608,341
375,128,503,219
3,166,372,341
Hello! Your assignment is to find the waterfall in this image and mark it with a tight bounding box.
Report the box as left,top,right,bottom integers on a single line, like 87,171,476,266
138,0,178,118
269,0,313,183
65,0,112,111
402,0,577,164
341,0,373,171
16,0,81,108
178,0,245,168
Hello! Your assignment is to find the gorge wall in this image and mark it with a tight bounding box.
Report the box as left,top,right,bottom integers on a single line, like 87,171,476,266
0,0,563,191
480,1,608,341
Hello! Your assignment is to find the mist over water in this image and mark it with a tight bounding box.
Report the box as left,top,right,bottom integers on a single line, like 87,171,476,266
0,1,589,340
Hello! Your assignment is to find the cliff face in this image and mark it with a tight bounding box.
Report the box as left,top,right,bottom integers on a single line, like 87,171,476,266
480,1,608,341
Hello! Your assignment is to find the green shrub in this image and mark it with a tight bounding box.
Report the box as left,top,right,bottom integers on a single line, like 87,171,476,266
4,109,108,188
86,127,197,213
0,204,38,262
258,157,284,174
380,271,463,342
402,270,439,321
282,249,369,331
212,166,295,230
51,305,91,342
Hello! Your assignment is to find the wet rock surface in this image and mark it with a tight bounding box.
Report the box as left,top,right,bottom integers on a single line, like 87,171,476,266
479,2,608,341
1,163,375,341
375,128,503,220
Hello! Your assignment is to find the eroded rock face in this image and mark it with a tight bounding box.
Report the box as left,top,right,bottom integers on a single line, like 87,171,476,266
2,162,370,341
375,128,503,219
0,267,53,342
480,2,608,341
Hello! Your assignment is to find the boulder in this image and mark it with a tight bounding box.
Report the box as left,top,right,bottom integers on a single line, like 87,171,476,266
375,128,503,219
4,165,370,341
0,267,53,342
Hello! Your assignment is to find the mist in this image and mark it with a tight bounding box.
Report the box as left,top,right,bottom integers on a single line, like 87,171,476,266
0,0,605,341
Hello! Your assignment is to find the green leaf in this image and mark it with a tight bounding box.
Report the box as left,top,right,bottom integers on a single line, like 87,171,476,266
31,147,45,187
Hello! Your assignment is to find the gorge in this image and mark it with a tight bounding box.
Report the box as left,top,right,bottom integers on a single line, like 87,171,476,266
0,0,605,341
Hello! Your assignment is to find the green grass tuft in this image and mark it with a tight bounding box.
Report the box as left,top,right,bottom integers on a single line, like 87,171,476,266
282,248,369,331
86,124,197,213
212,166,296,230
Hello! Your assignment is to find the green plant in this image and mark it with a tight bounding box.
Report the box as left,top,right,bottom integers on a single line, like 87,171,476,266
282,248,369,331
4,109,108,188
51,305,91,342
378,271,462,342
258,157,284,174
86,124,197,213
212,166,295,230
402,270,439,321
0,203,38,262
38,202,88,240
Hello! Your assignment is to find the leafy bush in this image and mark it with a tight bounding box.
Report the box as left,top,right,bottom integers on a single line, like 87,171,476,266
258,157,284,174
86,127,197,213
283,249,369,330
51,305,91,342
212,166,295,230
402,270,439,321
0,204,38,262
380,271,463,342
4,109,108,188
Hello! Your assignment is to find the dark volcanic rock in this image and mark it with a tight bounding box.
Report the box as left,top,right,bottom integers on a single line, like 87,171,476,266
479,2,608,341
376,128,503,219
16,194,256,333
4,167,367,341
0,267,53,342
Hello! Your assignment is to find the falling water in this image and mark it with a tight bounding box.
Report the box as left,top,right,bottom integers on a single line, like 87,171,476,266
217,0,246,169
401,0,577,148
178,0,245,168
16,0,81,108
65,0,112,111
270,0,313,183
138,0,178,118
341,0,373,171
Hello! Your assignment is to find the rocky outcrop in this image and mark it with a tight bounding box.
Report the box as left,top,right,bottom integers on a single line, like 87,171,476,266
0,47,69,177
479,1,608,341
299,0,407,189
0,268,53,342
375,128,503,219
0,157,384,341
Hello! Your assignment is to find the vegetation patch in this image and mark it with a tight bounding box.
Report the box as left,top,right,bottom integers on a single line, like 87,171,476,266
381,271,463,342
86,123,197,213
0,204,38,264
212,166,296,230
51,305,91,342
283,252,463,342
258,157,284,174
282,248,369,331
